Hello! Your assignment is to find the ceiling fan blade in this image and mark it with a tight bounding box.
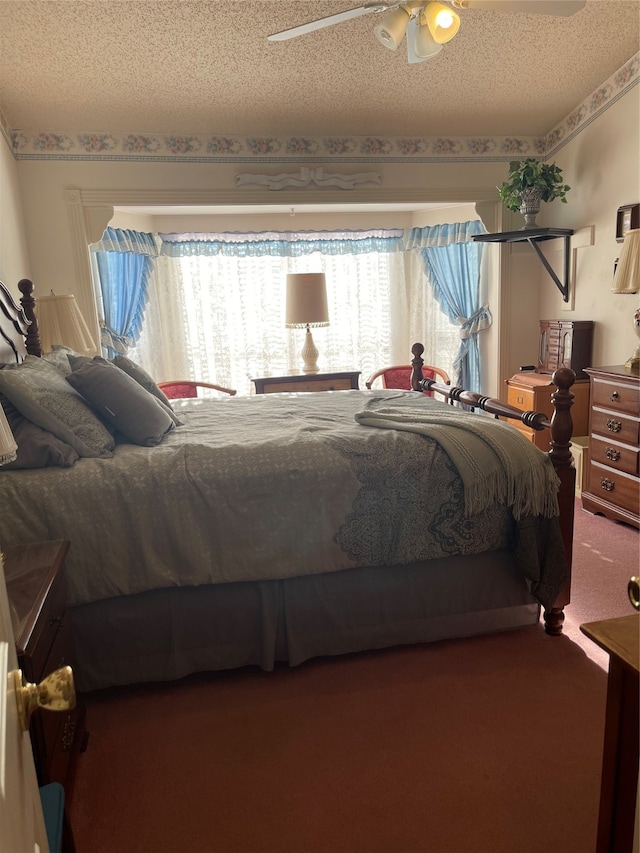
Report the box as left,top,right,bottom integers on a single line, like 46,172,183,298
454,0,585,15
267,3,395,41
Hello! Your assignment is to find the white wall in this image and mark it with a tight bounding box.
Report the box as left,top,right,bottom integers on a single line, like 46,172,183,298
0,132,30,290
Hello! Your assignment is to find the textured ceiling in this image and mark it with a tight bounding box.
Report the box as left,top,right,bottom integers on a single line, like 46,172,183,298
0,0,638,139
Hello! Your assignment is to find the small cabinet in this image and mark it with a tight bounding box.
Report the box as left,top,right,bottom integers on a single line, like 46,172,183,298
4,540,88,803
538,320,594,380
506,371,590,451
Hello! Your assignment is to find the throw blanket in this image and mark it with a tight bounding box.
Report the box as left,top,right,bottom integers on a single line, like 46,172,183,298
355,402,560,521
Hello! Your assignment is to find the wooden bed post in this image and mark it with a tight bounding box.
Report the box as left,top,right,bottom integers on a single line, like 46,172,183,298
543,367,576,635
411,342,576,636
18,279,42,357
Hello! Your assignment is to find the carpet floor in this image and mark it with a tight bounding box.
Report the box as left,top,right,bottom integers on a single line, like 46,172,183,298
68,501,638,853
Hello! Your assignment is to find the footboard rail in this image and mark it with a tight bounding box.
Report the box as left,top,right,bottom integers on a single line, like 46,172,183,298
410,342,576,635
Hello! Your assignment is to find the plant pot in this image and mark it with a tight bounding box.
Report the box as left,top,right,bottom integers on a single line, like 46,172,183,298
518,187,543,229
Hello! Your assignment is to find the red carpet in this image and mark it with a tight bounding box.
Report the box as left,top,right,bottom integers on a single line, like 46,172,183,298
68,501,638,853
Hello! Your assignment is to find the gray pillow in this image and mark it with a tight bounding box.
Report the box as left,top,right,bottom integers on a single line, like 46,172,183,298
42,350,73,376
0,356,114,458
112,355,182,426
1,396,79,469
66,360,175,446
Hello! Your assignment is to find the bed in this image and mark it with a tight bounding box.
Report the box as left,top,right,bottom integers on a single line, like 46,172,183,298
0,279,576,692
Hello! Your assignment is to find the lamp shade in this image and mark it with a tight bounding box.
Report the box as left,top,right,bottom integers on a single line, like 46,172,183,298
285,274,330,328
424,1,460,44
0,404,17,466
374,5,411,49
612,229,640,294
37,293,96,355
408,16,443,62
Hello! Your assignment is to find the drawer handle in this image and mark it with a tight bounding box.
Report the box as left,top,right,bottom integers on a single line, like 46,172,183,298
606,418,622,433
605,447,621,462
48,614,64,629
600,478,615,492
610,391,619,401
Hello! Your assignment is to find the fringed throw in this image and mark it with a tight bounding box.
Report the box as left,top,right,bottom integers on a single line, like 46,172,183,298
355,403,560,521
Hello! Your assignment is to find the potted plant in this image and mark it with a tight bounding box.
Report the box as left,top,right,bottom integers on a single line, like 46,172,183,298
498,158,570,228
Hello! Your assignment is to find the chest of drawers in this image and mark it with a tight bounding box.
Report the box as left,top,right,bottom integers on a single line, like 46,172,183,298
582,365,640,528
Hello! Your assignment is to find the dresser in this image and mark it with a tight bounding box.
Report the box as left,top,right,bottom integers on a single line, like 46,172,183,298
4,540,88,803
582,365,640,528
253,370,360,394
505,371,590,451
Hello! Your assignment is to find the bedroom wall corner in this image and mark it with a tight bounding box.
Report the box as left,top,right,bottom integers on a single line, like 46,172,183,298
0,132,31,292
537,83,640,367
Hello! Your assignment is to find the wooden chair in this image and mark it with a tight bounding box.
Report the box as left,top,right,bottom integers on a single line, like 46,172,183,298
365,364,450,397
158,380,237,399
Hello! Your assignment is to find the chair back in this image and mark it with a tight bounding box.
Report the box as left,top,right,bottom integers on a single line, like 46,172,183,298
365,364,450,396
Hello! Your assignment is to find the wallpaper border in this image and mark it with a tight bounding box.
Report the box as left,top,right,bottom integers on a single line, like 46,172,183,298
3,52,638,165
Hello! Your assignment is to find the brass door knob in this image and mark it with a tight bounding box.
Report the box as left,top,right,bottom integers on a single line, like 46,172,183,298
13,666,76,732
629,577,640,612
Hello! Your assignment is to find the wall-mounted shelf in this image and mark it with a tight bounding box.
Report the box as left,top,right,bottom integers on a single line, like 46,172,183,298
472,227,574,302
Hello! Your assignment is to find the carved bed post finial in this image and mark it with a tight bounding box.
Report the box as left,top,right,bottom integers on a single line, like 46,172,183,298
18,279,42,357
410,342,425,391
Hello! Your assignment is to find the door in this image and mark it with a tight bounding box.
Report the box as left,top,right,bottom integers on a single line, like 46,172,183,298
0,552,49,853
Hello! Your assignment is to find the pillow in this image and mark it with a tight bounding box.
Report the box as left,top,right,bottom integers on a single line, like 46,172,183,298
111,355,183,426
66,360,175,446
1,396,79,469
0,356,114,458
42,350,74,375
68,354,182,426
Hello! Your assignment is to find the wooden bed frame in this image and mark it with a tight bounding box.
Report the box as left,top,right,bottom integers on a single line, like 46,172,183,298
0,279,575,690
410,341,576,635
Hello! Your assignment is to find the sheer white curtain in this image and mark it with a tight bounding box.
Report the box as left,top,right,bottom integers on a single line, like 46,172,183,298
130,248,457,396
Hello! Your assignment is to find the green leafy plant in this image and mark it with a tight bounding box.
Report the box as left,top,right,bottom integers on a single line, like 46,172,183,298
498,159,570,212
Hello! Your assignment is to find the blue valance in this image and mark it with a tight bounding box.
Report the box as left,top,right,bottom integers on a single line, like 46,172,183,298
92,227,159,256
159,229,405,257
404,220,486,249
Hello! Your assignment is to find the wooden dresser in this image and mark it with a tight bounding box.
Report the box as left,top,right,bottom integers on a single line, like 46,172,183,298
505,371,590,451
253,370,360,394
582,365,640,528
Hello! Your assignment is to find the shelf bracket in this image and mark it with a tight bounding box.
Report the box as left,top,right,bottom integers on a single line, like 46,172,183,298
472,228,574,304
526,234,571,302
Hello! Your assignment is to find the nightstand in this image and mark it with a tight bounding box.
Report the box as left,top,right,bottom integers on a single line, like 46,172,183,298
253,370,360,394
4,540,88,805
580,614,639,853
505,371,590,451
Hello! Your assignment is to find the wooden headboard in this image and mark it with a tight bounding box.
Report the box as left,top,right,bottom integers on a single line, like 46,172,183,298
0,279,42,363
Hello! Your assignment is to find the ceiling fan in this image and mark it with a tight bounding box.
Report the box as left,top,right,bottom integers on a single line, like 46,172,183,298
267,1,586,64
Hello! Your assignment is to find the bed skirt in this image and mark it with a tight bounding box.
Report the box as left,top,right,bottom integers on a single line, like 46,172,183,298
71,550,540,692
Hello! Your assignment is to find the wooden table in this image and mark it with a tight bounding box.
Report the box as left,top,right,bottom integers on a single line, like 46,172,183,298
580,614,639,853
252,370,360,394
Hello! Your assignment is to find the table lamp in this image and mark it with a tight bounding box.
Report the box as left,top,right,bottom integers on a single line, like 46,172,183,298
612,228,640,368
285,273,329,373
37,293,95,355
0,404,17,466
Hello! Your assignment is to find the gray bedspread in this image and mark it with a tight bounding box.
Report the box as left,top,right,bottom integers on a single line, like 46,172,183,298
0,389,566,609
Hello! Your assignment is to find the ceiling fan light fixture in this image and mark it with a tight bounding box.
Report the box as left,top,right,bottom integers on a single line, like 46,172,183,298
407,17,443,62
423,1,460,43
374,5,411,50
